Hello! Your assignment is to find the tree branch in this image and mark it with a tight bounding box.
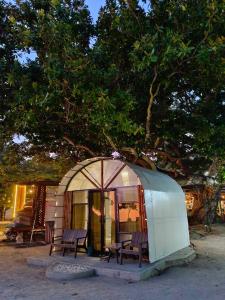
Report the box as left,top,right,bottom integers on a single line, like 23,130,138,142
145,66,160,142
63,136,95,156
121,0,142,32
102,129,117,151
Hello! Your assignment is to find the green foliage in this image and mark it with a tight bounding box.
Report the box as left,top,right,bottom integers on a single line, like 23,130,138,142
0,0,224,181
0,140,74,212
218,165,225,184
0,141,73,183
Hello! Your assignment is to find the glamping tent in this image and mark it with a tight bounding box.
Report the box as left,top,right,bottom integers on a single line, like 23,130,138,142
12,181,58,227
54,157,190,263
6,181,58,241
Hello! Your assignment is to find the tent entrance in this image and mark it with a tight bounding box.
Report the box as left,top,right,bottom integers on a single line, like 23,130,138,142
88,190,117,254
71,186,147,255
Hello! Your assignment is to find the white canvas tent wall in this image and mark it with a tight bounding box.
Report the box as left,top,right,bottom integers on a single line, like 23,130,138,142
54,157,190,263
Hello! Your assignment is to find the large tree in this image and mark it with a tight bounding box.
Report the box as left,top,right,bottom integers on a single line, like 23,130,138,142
0,0,224,180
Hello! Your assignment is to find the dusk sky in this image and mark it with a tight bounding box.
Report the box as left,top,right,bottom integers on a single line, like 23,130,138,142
6,1,106,22
86,1,149,21
86,0,105,21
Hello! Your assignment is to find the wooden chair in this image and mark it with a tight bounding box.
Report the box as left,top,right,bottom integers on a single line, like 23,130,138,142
72,229,88,257
49,229,87,258
119,232,148,267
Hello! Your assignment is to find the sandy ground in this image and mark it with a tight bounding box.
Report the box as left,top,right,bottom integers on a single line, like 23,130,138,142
1,225,225,300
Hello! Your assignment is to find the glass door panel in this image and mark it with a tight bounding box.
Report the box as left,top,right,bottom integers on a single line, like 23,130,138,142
104,191,116,248
71,204,88,229
90,191,102,252
88,190,116,253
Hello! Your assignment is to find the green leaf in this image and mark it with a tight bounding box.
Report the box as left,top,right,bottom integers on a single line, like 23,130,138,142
32,82,38,90
150,55,158,63
51,0,60,7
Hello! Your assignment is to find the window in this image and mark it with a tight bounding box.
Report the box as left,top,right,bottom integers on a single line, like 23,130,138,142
71,191,88,230
117,187,140,233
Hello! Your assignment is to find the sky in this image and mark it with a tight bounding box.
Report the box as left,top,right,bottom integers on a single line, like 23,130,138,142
7,1,148,22
7,0,106,21
86,0,105,21
86,0,149,21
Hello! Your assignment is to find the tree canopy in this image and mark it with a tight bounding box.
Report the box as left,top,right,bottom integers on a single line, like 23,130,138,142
0,0,225,184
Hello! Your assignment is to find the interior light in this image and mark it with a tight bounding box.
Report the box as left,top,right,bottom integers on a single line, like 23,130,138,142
13,185,18,218
121,171,129,177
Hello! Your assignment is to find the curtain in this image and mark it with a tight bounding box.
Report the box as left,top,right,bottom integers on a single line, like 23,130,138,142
63,191,73,229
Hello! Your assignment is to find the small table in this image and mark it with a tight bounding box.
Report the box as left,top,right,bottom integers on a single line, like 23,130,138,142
107,243,122,263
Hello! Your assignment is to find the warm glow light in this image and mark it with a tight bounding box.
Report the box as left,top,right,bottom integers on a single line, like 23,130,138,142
13,185,18,218
185,192,194,210
121,170,129,185
23,186,26,207
121,171,129,178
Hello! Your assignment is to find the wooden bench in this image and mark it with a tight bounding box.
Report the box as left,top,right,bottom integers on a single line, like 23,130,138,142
49,229,87,258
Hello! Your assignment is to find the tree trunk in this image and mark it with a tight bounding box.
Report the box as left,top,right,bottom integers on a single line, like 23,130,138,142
187,185,222,228
203,186,222,232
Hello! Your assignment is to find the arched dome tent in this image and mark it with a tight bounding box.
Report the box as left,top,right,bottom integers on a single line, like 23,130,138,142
54,157,190,263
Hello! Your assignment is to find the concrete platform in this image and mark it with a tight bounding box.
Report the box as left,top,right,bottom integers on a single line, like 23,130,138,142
27,246,196,281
